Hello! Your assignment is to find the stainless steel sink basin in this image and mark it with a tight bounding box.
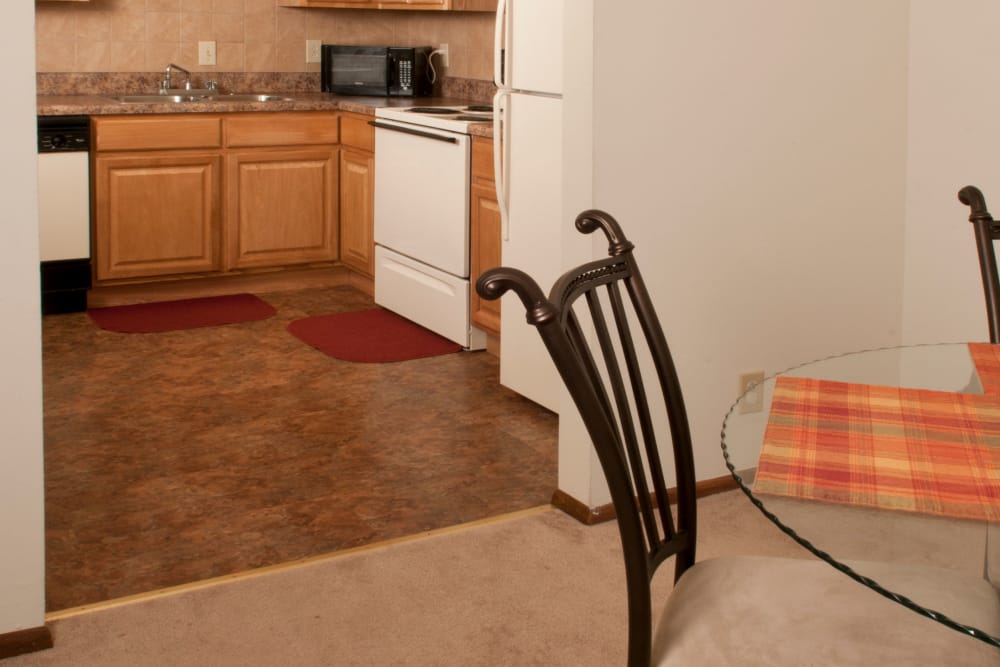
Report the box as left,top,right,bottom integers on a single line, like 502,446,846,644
214,94,294,102
115,93,294,104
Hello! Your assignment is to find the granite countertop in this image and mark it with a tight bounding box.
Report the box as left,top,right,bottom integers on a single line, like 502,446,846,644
36,92,495,138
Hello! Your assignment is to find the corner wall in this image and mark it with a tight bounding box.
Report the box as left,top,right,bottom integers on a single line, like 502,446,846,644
0,2,46,637
587,0,910,489
902,0,1000,345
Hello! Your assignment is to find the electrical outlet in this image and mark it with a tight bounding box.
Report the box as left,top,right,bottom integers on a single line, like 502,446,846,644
306,40,322,64
738,371,765,414
438,43,449,67
198,41,216,66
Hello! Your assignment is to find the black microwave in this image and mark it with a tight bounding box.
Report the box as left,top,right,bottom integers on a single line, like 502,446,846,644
321,45,433,97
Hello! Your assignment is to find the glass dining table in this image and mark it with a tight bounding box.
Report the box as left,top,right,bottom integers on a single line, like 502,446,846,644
721,342,1000,649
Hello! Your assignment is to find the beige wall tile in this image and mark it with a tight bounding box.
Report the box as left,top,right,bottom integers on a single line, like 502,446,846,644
213,14,243,43
180,12,212,43
77,11,112,41
147,0,181,11
216,42,245,71
110,42,145,72
36,3,494,80
245,41,275,73
146,12,181,43
36,40,75,73
77,41,112,72
111,12,146,43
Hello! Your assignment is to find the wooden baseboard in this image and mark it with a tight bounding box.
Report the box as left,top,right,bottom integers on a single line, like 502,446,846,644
551,473,740,526
88,265,354,308
0,625,53,659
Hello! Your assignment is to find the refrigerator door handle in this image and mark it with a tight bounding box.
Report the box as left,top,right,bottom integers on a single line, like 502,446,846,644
493,89,512,241
494,0,508,89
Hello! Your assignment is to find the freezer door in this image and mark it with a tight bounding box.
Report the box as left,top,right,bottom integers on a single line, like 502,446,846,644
499,92,563,412
508,0,564,96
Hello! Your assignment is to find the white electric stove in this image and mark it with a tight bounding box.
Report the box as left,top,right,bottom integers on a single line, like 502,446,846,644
371,104,493,349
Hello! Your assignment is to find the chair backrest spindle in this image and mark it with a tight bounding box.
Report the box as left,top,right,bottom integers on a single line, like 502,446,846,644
959,185,1000,343
476,210,697,666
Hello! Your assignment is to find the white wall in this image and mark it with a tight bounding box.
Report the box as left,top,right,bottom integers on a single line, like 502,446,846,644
903,0,1000,345
0,3,46,635
571,0,911,493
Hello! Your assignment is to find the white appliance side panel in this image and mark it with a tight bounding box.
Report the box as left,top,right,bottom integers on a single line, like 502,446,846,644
37,152,90,261
500,92,563,412
509,0,565,96
373,124,471,277
374,245,484,350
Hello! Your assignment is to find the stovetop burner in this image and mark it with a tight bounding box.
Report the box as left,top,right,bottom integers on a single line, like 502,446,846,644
465,105,492,113
454,115,491,121
406,107,460,114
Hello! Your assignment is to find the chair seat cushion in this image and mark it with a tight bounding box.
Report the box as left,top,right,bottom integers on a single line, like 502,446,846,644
653,555,1000,665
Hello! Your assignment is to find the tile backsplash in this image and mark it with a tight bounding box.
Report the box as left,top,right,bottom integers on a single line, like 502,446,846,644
35,0,494,82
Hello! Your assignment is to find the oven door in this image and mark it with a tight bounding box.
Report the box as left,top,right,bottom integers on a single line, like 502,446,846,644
373,120,471,277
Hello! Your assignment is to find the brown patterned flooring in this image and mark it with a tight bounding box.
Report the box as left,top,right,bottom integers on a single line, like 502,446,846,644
41,285,557,612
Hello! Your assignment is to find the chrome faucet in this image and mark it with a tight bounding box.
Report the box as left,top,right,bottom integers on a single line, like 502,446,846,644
162,63,192,92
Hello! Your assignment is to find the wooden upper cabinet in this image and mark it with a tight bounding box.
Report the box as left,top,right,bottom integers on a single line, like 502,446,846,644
277,0,496,10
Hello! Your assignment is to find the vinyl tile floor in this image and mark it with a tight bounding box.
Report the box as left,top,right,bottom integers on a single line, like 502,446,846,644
41,285,558,612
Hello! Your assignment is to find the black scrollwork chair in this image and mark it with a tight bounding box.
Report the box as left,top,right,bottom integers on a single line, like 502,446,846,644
477,210,1000,666
959,185,1000,343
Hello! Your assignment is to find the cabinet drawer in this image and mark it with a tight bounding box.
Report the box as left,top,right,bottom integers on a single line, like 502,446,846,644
471,136,494,182
94,115,222,152
340,113,374,152
225,112,339,148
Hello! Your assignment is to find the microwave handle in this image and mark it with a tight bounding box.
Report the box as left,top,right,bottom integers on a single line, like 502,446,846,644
386,54,398,89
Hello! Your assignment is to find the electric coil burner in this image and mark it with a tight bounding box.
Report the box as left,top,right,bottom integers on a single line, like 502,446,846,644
376,104,494,132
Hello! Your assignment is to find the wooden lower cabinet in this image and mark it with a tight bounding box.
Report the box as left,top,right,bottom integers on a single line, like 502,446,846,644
92,112,342,285
470,136,501,336
339,148,375,277
93,153,221,281
226,149,339,269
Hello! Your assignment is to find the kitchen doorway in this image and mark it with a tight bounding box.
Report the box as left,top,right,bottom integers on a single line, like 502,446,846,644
42,283,557,611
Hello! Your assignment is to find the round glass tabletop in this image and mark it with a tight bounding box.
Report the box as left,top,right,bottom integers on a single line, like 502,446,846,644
721,342,1000,648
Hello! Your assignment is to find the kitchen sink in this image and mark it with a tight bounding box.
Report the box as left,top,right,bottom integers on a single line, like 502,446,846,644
115,94,295,104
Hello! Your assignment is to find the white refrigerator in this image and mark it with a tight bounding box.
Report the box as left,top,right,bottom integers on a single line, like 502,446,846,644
493,0,566,413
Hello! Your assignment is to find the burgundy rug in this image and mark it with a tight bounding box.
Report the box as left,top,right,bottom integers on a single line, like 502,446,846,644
87,293,276,333
287,309,462,363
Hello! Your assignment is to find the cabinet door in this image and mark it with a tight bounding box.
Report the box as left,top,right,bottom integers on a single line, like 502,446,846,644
339,148,375,278
93,153,221,281
227,149,339,269
470,181,502,336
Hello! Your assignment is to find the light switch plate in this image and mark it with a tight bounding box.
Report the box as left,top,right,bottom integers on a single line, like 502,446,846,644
306,40,322,64
198,41,216,66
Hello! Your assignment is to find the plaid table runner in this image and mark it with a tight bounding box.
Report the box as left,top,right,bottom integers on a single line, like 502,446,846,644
755,375,1000,521
968,342,1000,394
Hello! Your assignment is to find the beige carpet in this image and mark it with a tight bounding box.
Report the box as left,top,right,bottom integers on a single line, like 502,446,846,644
7,491,988,666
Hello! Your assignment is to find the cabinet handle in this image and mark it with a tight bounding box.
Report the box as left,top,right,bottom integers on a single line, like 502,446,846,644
369,121,459,144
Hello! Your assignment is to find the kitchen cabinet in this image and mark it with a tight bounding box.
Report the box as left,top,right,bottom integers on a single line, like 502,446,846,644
338,113,375,278
92,112,340,284
92,116,223,281
225,113,339,269
469,135,501,337
277,0,495,10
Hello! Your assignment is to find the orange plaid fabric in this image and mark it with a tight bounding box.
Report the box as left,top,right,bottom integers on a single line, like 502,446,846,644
755,376,1000,521
968,342,1000,394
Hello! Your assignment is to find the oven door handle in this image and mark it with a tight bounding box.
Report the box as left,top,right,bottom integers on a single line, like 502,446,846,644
369,121,459,144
